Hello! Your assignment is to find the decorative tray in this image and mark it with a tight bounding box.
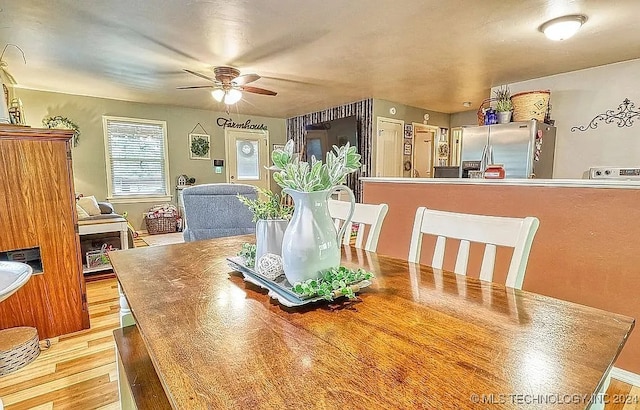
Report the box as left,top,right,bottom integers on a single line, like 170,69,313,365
226,256,371,307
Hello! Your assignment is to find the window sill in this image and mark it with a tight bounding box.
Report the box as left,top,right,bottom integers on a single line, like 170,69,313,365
106,195,173,204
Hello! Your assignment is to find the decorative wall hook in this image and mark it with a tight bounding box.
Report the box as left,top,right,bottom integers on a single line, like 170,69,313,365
571,98,640,132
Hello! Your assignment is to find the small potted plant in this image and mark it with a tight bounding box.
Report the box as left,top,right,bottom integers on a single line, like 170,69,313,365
494,85,513,124
237,188,293,265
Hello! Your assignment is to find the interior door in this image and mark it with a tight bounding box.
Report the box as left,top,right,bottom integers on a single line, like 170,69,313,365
376,118,403,177
412,124,437,178
226,129,270,190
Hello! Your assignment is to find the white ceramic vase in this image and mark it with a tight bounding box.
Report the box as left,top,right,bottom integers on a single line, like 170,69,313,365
255,219,289,264
281,186,355,284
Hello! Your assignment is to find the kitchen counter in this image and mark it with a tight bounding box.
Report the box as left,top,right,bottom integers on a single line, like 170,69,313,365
361,177,640,375
361,177,640,189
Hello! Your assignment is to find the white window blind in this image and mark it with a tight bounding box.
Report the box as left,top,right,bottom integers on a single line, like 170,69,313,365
103,117,169,199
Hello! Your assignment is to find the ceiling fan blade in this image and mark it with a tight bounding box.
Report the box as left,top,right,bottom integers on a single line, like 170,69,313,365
234,73,260,85
241,85,277,96
184,69,216,82
176,85,215,89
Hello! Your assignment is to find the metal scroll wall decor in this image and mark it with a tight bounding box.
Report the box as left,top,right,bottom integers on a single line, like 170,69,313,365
571,98,640,132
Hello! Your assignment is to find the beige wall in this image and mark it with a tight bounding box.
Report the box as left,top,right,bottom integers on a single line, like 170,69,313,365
493,58,640,178
16,88,286,229
373,99,449,129
450,109,478,128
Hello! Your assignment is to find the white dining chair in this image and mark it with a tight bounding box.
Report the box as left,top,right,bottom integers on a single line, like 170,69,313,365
328,199,389,252
408,207,539,289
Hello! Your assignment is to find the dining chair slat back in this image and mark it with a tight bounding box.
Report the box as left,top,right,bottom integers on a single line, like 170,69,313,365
328,199,389,252
408,207,539,289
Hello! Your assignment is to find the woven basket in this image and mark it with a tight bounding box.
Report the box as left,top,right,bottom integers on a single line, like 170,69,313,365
476,98,495,126
145,215,177,235
511,90,550,122
0,327,40,376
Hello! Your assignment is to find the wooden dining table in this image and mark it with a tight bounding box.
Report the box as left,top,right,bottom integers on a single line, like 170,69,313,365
109,234,634,409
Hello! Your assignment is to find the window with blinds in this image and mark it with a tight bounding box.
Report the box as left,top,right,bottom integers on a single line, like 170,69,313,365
103,116,170,199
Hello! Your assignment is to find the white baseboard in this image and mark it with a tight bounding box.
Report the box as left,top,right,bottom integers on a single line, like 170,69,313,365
611,366,640,387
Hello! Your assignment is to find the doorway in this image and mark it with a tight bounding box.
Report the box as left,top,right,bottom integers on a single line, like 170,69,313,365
412,124,438,178
225,128,270,190
375,117,404,177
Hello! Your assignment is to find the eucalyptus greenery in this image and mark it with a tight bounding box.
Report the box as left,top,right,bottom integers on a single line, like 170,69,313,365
271,139,361,192
237,188,293,222
494,86,513,112
292,266,374,301
237,243,256,267
42,115,80,146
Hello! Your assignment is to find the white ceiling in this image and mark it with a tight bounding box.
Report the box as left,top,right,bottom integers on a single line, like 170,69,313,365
2,0,640,118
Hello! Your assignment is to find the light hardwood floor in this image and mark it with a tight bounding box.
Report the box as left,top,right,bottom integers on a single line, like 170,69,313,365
0,279,121,409
0,275,638,408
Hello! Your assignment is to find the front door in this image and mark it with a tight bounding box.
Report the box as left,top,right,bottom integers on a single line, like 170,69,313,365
225,129,270,190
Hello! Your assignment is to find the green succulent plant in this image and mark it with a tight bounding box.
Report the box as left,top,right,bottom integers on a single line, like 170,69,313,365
271,139,361,192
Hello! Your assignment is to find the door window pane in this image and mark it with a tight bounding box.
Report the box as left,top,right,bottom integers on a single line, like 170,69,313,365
236,140,259,180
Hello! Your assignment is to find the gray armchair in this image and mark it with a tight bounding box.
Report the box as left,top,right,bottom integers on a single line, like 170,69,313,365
182,184,257,242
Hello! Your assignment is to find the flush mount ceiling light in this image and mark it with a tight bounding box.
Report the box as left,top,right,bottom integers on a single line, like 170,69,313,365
539,15,587,41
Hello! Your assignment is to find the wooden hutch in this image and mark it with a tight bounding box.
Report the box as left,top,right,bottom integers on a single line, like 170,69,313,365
0,125,89,338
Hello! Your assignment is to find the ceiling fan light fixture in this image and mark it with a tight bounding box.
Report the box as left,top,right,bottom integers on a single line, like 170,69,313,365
211,89,225,102
539,15,587,41
224,88,242,105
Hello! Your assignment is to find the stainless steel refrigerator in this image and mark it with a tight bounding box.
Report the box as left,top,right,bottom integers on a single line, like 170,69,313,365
459,120,556,178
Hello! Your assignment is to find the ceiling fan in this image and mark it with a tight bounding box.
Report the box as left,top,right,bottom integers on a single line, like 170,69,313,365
177,66,277,105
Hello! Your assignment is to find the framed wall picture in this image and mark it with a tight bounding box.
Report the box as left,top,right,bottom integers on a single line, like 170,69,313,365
189,133,211,160
404,124,413,139
403,143,412,155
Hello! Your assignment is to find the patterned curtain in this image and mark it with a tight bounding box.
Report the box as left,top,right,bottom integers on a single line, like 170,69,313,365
285,99,373,202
